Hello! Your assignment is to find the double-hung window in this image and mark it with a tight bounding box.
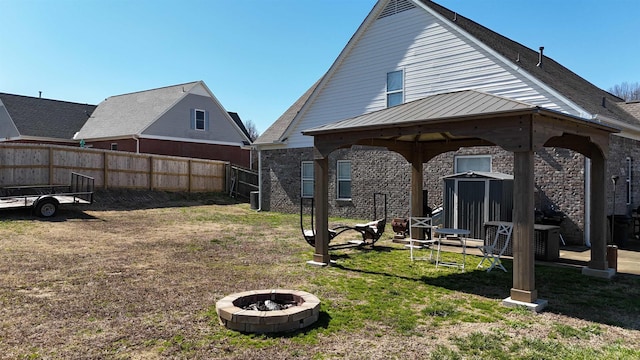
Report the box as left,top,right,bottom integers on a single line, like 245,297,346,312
454,155,492,173
337,160,352,200
301,161,314,198
195,109,206,131
386,70,404,107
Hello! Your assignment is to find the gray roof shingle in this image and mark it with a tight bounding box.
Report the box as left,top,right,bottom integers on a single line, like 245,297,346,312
0,93,96,139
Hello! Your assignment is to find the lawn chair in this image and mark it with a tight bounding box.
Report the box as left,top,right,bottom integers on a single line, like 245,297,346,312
407,217,437,261
477,222,513,272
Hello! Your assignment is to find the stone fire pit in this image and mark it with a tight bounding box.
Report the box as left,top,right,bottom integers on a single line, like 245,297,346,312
216,289,321,333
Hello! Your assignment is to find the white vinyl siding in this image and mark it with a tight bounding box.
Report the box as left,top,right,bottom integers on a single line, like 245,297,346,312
301,161,314,198
284,6,581,149
337,160,352,200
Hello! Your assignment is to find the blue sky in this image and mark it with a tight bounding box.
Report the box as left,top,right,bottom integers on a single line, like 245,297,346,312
1,0,638,134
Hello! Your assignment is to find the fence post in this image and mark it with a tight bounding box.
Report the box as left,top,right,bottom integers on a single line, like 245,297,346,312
149,156,154,191
188,159,192,193
48,146,54,185
103,152,108,189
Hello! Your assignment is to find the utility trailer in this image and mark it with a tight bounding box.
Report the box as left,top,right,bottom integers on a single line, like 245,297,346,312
0,172,94,217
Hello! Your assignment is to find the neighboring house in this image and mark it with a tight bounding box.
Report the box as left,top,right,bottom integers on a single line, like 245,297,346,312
0,92,95,145
254,0,640,245
74,81,252,168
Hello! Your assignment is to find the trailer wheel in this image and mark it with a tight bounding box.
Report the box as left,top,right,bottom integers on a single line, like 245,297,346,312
35,199,58,217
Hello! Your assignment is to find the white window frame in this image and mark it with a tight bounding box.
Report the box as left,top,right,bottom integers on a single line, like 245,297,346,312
301,161,314,198
110,143,118,151
454,155,492,173
386,70,404,107
195,109,206,131
337,160,352,200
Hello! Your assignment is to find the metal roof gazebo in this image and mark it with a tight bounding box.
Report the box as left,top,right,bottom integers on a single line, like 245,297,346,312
302,90,618,311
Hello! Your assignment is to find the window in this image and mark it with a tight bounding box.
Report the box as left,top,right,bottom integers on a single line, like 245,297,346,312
195,109,206,130
454,155,492,173
110,143,117,151
386,70,404,107
301,161,314,198
337,160,352,199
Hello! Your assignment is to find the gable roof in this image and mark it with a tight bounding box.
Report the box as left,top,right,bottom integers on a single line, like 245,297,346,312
74,80,251,144
418,0,639,128
75,81,201,139
618,101,640,120
0,92,95,140
257,0,639,146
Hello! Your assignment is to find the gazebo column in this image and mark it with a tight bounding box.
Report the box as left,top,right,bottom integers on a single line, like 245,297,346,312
311,156,331,265
505,150,546,310
582,150,615,278
409,144,425,240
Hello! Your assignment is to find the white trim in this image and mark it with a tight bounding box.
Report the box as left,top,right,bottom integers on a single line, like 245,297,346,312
386,69,405,107
1,135,78,144
139,134,244,147
301,161,314,198
194,108,206,131
83,134,245,147
336,159,352,200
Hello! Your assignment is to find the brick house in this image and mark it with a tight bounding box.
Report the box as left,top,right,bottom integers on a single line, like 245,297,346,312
253,0,640,246
74,81,252,168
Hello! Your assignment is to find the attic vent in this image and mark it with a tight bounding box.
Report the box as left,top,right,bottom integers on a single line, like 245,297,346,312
378,0,416,19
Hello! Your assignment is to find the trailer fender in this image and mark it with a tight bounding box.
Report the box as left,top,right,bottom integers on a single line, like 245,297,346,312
34,197,59,217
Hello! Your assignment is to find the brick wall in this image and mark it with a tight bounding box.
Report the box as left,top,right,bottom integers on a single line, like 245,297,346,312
261,135,640,245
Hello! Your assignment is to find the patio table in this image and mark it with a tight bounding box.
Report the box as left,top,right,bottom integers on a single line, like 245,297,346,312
434,228,470,271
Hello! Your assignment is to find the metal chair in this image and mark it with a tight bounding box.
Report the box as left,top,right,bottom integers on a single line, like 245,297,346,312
407,217,437,261
477,222,513,272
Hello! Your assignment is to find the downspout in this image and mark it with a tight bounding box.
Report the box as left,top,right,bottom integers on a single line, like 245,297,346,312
256,148,262,211
134,135,140,153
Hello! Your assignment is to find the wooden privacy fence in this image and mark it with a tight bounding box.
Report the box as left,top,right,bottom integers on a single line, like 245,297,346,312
0,143,228,193
229,165,258,201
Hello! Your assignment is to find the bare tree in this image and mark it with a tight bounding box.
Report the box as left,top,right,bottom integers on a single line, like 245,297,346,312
244,119,260,142
609,81,640,102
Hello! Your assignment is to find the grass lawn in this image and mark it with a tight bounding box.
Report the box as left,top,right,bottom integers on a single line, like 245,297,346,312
0,190,638,359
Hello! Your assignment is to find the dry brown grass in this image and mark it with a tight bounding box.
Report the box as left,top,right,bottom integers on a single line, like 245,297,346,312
0,190,638,359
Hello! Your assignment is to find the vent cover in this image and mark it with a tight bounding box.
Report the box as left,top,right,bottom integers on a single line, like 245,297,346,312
378,0,417,19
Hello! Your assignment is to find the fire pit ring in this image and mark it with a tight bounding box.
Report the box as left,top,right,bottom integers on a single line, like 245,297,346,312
216,289,320,333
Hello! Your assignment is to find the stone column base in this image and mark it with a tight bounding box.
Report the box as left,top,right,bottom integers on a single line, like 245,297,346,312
503,297,548,312
581,266,616,279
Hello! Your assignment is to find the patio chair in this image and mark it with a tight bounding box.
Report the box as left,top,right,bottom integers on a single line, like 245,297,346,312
477,222,513,272
407,217,437,261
